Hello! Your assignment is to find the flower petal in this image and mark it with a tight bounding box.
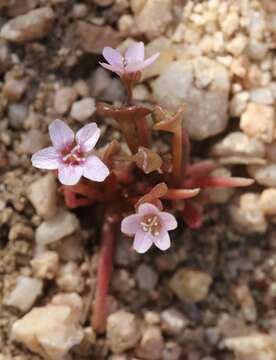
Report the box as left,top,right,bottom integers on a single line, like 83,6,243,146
102,47,123,66
121,214,141,236
125,42,144,63
133,229,153,254
58,164,83,185
76,123,100,152
159,212,178,231
99,62,123,75
49,119,74,152
83,156,109,182
154,232,171,251
137,203,159,216
31,146,60,170
126,53,160,73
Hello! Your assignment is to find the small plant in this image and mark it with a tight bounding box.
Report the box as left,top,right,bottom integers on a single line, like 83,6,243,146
31,41,253,332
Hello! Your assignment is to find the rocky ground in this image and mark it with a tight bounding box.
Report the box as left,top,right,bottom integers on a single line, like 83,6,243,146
1,0,276,359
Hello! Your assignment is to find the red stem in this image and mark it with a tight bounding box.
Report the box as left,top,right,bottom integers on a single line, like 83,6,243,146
92,213,117,333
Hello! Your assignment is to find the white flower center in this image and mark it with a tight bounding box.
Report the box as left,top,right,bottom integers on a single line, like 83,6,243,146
140,214,162,236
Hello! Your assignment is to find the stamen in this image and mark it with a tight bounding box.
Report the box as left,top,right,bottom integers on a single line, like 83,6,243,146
140,214,162,236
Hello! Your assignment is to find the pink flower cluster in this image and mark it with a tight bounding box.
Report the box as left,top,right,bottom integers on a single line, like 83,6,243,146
31,119,109,186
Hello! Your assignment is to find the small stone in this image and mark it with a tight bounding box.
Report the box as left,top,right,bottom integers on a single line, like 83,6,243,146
19,129,48,154
136,326,164,360
152,58,230,140
70,97,96,122
107,311,141,353
11,299,84,360
56,262,84,293
240,103,275,143
248,39,268,61
212,131,265,163
248,163,276,187
162,341,182,360
31,251,59,280
89,67,111,99
229,91,249,117
169,268,212,303
229,193,268,234
57,233,84,262
226,34,248,56
260,189,276,216
135,0,173,39
54,87,77,115
144,311,160,325
0,40,11,74
27,173,57,219
161,308,189,336
35,208,80,246
76,22,121,54
221,12,240,37
223,334,276,360
0,7,55,44
233,283,257,322
135,264,158,291
8,104,28,129
250,88,274,105
3,78,28,102
5,276,43,312
93,0,114,6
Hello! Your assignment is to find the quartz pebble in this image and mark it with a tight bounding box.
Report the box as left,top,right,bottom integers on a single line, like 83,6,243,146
3,78,28,102
152,58,230,140
248,163,276,187
212,131,265,164
250,87,274,105
135,0,173,39
54,87,77,115
169,268,212,303
57,262,84,293
135,264,158,290
223,333,276,360
4,276,43,312
11,294,84,360
107,311,141,353
0,7,55,44
70,97,96,122
260,188,276,216
136,326,164,360
161,308,189,335
240,103,275,143
19,129,48,155
31,251,59,280
27,173,57,219
233,283,257,322
229,193,268,234
35,208,80,246
162,341,182,360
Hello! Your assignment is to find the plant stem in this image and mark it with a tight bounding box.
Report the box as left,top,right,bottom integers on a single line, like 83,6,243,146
92,213,117,333
136,116,151,148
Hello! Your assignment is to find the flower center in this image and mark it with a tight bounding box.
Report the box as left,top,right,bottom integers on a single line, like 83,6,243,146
62,144,85,166
140,214,162,236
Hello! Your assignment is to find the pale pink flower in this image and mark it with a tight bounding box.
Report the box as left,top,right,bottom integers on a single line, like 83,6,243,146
100,41,159,76
31,119,109,186
121,203,177,254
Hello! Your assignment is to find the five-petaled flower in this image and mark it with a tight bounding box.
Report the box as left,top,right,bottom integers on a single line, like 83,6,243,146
121,203,177,254
31,119,110,186
100,41,159,77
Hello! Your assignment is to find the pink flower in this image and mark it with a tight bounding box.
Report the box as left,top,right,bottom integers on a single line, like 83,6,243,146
100,41,159,76
31,119,109,186
121,203,177,254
